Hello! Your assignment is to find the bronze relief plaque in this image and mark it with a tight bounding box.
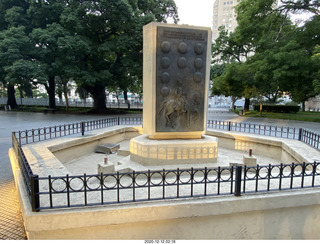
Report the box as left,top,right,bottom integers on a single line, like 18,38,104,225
156,26,209,132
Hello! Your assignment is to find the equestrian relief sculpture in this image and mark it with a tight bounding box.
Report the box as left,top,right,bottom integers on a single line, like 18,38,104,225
159,87,187,128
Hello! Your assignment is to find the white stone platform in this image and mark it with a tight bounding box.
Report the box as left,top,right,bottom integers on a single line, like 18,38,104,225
130,134,218,166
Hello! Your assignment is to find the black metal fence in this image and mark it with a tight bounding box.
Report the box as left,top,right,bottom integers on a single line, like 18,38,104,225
11,117,320,212
207,120,300,139
207,120,320,150
15,117,143,145
28,162,320,211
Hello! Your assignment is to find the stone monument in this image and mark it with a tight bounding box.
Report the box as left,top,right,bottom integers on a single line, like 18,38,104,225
130,22,218,166
143,22,211,139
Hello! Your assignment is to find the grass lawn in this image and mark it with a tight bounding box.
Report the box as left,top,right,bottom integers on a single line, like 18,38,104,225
238,110,320,123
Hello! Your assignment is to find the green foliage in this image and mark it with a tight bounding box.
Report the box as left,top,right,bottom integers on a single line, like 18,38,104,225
253,104,300,113
212,0,320,111
243,110,320,123
0,0,178,111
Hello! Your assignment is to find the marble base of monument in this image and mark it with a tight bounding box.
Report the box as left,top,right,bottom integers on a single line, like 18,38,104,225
130,135,218,166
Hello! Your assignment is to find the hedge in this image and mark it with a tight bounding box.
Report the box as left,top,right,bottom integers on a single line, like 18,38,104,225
253,105,300,113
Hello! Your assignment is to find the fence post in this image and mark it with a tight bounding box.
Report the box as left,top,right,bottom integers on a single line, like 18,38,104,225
298,128,303,141
81,122,85,136
30,174,40,212
234,165,242,197
228,121,231,131
117,117,120,125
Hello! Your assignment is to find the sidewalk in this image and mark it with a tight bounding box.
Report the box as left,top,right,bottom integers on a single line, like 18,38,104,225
0,178,26,239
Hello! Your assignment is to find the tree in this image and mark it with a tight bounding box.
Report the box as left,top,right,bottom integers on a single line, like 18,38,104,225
0,0,33,108
312,45,320,94
213,0,320,112
276,0,320,14
60,0,178,113
0,0,178,112
212,62,255,111
0,26,46,108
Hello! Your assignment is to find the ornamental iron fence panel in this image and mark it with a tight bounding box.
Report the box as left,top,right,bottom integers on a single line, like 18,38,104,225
29,162,320,211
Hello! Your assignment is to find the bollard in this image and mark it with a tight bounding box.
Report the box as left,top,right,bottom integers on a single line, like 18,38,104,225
234,165,242,196
30,174,40,212
81,121,85,136
298,128,303,141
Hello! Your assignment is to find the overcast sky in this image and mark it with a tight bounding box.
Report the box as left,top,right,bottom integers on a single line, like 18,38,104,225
172,0,313,28
173,0,214,27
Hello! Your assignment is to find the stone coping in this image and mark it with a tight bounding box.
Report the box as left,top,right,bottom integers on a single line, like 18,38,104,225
206,129,320,163
20,126,320,178
22,126,142,177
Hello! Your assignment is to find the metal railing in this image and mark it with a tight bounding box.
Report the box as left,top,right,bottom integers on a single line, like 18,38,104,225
207,120,300,139
15,117,142,145
11,117,320,212
29,162,320,211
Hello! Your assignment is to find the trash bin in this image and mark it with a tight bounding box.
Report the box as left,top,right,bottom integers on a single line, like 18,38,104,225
239,110,243,115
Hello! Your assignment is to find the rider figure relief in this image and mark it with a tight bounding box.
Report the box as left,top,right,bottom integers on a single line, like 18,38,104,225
159,87,188,128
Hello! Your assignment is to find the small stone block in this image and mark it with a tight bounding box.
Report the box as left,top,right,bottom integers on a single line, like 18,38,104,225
242,155,257,167
95,143,120,154
98,162,115,174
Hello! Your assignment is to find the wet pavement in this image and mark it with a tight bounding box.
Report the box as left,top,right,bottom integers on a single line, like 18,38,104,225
0,108,319,239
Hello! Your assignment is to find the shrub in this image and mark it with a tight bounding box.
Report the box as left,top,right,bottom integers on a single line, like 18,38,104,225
253,105,300,113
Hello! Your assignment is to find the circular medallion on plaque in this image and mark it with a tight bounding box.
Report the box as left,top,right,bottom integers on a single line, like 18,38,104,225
161,57,170,69
194,43,203,55
161,41,171,53
160,86,170,97
194,58,203,69
177,57,187,69
193,72,202,83
192,92,201,104
177,42,188,54
161,72,170,84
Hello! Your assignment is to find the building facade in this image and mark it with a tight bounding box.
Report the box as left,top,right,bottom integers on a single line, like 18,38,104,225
212,0,239,41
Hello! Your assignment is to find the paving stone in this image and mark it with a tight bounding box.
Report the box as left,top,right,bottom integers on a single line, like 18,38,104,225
0,178,26,240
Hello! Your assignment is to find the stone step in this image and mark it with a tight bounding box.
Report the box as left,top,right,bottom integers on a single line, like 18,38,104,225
115,156,148,173
117,147,130,157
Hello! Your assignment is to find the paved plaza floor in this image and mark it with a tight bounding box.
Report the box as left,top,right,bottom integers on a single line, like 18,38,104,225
0,108,319,239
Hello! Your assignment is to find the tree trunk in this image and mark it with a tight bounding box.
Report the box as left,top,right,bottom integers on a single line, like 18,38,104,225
7,84,18,108
123,91,130,109
244,98,250,111
259,94,263,117
24,84,33,98
231,96,237,110
62,78,69,112
47,76,56,109
87,85,108,113
301,101,305,112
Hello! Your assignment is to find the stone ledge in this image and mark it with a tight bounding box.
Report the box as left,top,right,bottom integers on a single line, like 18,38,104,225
206,129,320,164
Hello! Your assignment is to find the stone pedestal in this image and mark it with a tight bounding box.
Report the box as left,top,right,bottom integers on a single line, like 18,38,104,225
130,135,218,166
243,155,257,167
98,162,116,174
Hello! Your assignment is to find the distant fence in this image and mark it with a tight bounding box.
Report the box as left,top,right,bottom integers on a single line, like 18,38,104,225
0,97,143,109
207,120,320,150
11,117,320,212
